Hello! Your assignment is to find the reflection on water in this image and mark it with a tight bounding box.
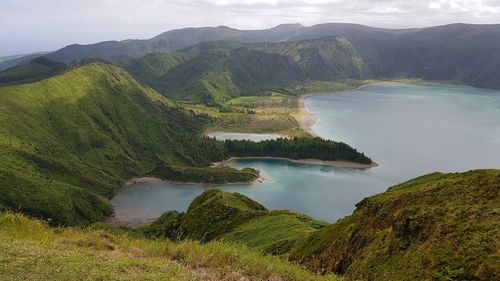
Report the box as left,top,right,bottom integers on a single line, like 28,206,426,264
111,83,500,224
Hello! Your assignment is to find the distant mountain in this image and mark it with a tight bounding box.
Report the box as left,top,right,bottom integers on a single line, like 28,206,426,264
0,51,50,71
5,23,500,104
116,24,500,104
284,23,418,41
44,24,306,63
43,23,423,64
0,56,67,85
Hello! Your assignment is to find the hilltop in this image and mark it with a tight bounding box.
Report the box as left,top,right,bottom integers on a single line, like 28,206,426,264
0,63,214,225
290,169,500,280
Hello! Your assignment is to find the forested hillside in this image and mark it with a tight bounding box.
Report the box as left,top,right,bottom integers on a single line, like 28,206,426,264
0,63,212,225
0,62,371,225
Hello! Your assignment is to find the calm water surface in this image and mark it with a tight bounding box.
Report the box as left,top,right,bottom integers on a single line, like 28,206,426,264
111,83,500,224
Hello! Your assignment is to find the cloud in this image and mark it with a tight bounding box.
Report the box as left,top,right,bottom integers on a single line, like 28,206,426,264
0,0,499,56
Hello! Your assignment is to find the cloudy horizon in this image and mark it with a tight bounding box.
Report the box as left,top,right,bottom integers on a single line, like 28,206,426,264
1,0,499,56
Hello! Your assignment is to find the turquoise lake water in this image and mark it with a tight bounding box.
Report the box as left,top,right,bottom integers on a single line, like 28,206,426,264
110,83,500,225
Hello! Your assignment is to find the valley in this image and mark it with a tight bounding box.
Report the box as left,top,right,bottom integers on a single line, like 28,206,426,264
1,20,499,281
111,82,500,226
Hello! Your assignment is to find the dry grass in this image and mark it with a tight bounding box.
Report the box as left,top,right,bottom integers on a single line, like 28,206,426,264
0,213,341,281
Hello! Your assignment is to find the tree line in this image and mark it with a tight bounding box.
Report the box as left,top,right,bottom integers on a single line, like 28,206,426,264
176,136,372,166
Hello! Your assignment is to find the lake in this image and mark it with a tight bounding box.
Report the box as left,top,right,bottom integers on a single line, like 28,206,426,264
110,83,500,225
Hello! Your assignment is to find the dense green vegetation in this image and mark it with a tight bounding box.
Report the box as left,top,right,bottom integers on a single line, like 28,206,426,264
118,52,191,84
142,189,328,255
152,47,303,105
0,212,339,281
0,63,215,225
0,62,371,226
290,169,500,280
224,137,372,164
147,161,260,184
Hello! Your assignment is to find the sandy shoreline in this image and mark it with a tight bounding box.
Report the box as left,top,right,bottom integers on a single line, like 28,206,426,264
123,175,265,187
296,82,378,136
218,156,377,169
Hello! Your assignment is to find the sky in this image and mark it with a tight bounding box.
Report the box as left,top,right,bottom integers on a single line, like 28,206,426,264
1,0,499,56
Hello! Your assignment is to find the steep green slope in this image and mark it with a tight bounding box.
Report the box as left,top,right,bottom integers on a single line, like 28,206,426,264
290,169,500,280
253,37,371,80
153,48,303,105
0,63,211,225
118,52,191,83
0,213,339,281
142,189,328,255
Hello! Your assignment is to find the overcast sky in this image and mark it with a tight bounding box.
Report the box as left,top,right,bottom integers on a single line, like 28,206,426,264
1,0,499,56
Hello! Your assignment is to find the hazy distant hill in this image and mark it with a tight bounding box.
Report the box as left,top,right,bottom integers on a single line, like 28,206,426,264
42,23,421,64
0,51,50,71
6,23,500,104
44,24,305,63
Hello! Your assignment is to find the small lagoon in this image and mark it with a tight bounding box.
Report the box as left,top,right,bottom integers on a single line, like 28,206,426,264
111,83,500,225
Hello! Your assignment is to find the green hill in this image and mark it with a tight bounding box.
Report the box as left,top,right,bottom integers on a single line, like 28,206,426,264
142,189,328,255
0,212,339,281
151,47,303,105
290,169,500,280
0,63,215,225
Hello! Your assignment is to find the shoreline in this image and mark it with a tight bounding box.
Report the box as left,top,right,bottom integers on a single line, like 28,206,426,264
123,175,265,187
219,156,378,169
296,82,378,137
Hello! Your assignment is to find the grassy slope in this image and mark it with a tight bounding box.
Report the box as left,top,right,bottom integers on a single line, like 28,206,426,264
119,52,191,84
0,63,209,225
144,189,329,256
290,169,500,281
150,47,303,105
222,210,327,255
0,213,340,281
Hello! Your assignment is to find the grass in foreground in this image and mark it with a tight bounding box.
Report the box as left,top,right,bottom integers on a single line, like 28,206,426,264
0,213,340,281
